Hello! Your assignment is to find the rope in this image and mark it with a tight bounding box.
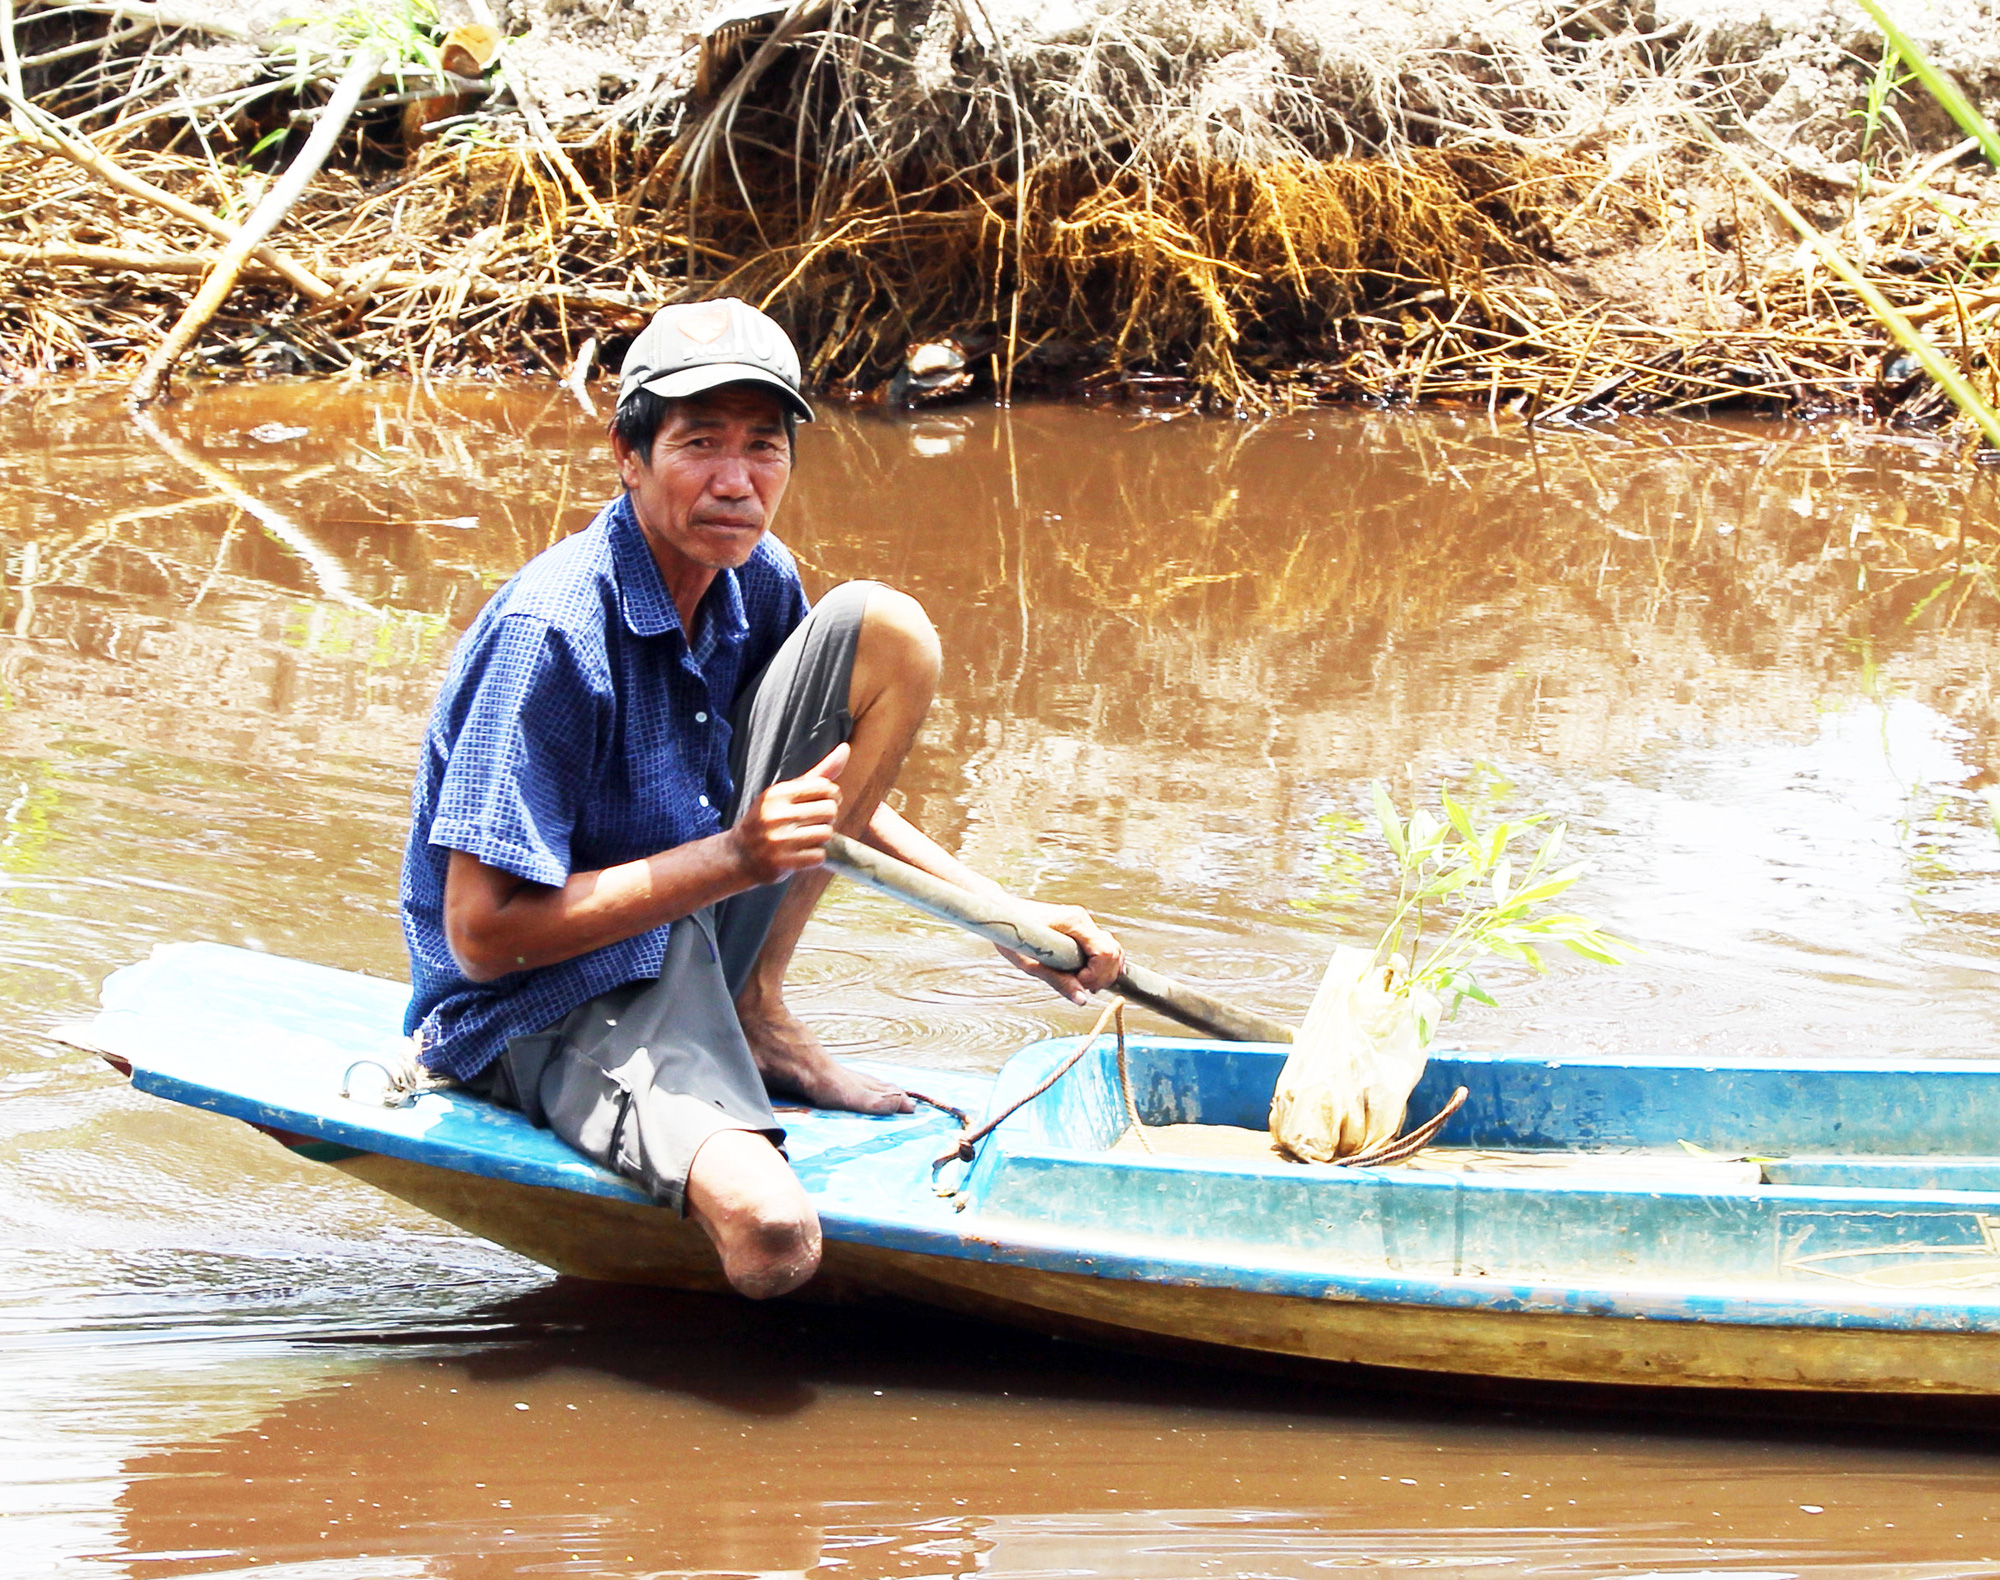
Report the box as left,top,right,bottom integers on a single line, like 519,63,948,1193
339,1038,453,1109
1112,1000,1154,1152
904,1089,968,1126
932,997,1124,1193
1336,1085,1470,1168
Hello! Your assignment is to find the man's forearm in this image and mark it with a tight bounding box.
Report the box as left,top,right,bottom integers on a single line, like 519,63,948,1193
450,748,847,981
858,802,1125,999
861,803,1007,898
447,834,752,981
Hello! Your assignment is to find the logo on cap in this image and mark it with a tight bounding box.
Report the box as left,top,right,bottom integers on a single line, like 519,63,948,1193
675,301,732,345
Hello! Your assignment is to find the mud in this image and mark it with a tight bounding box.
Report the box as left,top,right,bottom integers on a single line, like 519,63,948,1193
9,0,2000,414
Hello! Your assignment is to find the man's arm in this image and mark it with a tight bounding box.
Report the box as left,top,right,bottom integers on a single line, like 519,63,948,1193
444,745,849,982
861,802,1125,1004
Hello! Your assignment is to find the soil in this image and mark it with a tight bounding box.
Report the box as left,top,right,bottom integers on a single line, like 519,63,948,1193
5,0,2000,419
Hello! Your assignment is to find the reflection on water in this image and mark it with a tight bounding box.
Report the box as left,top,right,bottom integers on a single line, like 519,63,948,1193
3,383,2000,1573
26,1281,2000,1579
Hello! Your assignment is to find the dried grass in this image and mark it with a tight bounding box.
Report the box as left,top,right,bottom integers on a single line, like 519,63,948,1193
0,0,1996,435
681,148,1544,406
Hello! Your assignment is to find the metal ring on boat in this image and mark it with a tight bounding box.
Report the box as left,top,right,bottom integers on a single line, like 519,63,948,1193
339,1059,414,1108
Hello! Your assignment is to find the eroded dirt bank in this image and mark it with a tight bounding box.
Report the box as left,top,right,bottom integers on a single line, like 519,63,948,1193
3,0,1998,428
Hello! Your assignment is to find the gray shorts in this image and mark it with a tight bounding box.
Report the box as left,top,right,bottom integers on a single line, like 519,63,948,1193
474,580,878,1213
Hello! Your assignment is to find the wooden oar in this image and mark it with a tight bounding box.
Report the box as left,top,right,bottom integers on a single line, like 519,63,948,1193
824,833,1295,1045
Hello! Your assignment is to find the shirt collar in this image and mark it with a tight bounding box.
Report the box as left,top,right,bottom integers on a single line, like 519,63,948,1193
606,493,749,652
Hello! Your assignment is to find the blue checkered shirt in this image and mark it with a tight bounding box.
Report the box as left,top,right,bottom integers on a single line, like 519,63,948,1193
401,492,809,1080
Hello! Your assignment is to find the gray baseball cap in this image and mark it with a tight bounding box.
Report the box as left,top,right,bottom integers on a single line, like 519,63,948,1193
616,297,814,423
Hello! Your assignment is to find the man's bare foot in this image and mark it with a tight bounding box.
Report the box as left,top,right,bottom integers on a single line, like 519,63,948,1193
737,994,915,1114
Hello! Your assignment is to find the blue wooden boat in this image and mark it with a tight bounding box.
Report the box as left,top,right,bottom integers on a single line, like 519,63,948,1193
62,941,2000,1400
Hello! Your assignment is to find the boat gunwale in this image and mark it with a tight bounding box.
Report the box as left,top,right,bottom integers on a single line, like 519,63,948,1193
973,1033,2000,1167
122,1048,983,1207
966,1134,2000,1205
986,1031,2000,1084
126,1064,656,1203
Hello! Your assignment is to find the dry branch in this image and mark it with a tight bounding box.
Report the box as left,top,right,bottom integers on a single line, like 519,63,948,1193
464,0,610,228
0,242,653,313
1,0,28,123
127,46,381,407
2,92,339,300
66,1,257,42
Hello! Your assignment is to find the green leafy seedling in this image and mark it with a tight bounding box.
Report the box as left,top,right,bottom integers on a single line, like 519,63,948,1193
246,126,291,161
1850,47,1914,208
1364,780,1635,1042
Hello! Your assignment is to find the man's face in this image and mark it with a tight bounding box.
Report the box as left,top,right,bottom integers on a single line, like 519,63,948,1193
613,384,792,578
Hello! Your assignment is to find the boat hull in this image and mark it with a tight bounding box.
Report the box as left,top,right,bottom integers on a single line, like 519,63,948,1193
333,1146,2000,1397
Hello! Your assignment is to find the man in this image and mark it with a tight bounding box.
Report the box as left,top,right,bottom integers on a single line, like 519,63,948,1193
401,298,1123,1301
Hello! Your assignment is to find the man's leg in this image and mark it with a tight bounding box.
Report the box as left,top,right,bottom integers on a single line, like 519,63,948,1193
485,918,824,1299
681,584,938,1292
730,585,939,1110
683,1128,821,1298
673,585,937,1292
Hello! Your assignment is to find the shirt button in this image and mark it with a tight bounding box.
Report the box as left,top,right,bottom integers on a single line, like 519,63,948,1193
695,711,708,723
698,795,710,808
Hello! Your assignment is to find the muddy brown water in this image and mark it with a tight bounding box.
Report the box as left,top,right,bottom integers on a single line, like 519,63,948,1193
4,383,2000,1576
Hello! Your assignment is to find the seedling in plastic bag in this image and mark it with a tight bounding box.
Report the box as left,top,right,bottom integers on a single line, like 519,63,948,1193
1270,782,1633,1163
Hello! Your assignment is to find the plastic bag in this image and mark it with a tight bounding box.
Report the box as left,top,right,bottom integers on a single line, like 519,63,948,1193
1269,946,1436,1163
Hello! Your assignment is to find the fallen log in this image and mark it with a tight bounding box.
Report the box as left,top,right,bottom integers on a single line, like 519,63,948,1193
1,241,258,276
61,1,258,42
0,241,658,315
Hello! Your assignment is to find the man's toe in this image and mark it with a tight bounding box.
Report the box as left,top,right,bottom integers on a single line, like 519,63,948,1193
861,1084,914,1114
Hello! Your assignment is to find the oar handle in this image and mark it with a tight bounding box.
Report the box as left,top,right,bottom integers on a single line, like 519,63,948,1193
823,834,1294,1045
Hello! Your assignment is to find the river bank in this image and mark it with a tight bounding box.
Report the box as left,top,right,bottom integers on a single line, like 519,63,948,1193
3,0,1998,429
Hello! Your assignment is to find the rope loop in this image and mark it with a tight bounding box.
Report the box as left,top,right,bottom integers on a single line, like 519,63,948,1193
1335,1085,1470,1168
931,997,1125,1196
